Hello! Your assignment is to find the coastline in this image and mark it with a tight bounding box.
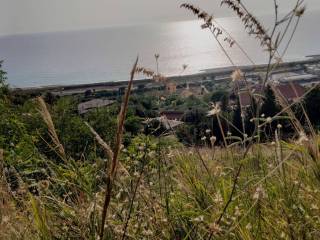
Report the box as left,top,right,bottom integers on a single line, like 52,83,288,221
12,56,320,96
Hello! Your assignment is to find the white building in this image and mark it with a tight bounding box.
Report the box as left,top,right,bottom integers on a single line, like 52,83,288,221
78,99,115,114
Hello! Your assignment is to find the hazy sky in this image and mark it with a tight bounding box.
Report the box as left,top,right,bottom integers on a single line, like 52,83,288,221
1,0,319,36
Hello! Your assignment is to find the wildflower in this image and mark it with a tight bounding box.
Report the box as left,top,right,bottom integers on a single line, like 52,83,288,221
277,124,282,129
231,68,244,82
205,129,211,134
193,215,204,222
245,223,252,230
207,103,221,116
234,206,241,217
201,136,207,141
209,223,222,236
210,136,217,145
38,180,50,190
115,192,121,199
266,117,272,123
138,145,145,151
253,185,266,200
295,6,306,17
297,132,308,145
147,151,155,158
213,192,223,204
261,113,265,118
143,229,154,236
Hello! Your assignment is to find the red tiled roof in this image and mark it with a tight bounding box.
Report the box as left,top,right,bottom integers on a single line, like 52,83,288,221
239,91,252,107
275,83,305,101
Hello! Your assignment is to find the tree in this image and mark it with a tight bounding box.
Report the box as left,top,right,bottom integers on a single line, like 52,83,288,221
260,86,280,118
259,86,281,140
305,86,320,127
0,60,9,99
232,99,243,138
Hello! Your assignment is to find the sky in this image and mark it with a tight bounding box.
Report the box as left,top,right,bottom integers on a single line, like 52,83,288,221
0,0,319,36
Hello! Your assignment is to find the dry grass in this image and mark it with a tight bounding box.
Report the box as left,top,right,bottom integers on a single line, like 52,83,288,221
1,1,319,239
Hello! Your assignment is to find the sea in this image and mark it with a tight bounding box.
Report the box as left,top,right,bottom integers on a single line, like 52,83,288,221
1,11,320,88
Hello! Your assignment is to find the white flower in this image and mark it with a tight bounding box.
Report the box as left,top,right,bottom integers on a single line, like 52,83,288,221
245,223,252,230
261,113,265,118
297,132,308,145
253,185,266,200
143,229,154,236
207,103,221,116
116,192,121,199
205,129,211,134
234,206,241,217
213,192,223,204
266,117,272,123
277,124,282,129
231,68,244,82
210,136,217,146
209,223,222,235
201,136,207,141
193,215,204,222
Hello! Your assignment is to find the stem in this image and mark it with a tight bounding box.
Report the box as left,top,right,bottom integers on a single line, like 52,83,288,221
99,57,139,240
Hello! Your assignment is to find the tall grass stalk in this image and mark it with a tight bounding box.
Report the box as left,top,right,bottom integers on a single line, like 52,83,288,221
99,57,139,239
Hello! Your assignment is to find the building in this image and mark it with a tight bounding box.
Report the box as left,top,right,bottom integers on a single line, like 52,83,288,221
274,83,305,103
237,84,264,108
160,111,185,121
271,71,318,86
235,83,305,109
166,82,177,94
78,99,115,114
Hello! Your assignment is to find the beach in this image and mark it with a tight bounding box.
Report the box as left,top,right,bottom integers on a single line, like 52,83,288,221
12,56,320,96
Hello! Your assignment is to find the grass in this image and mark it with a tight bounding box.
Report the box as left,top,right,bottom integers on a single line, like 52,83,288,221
2,134,320,239
2,0,319,239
